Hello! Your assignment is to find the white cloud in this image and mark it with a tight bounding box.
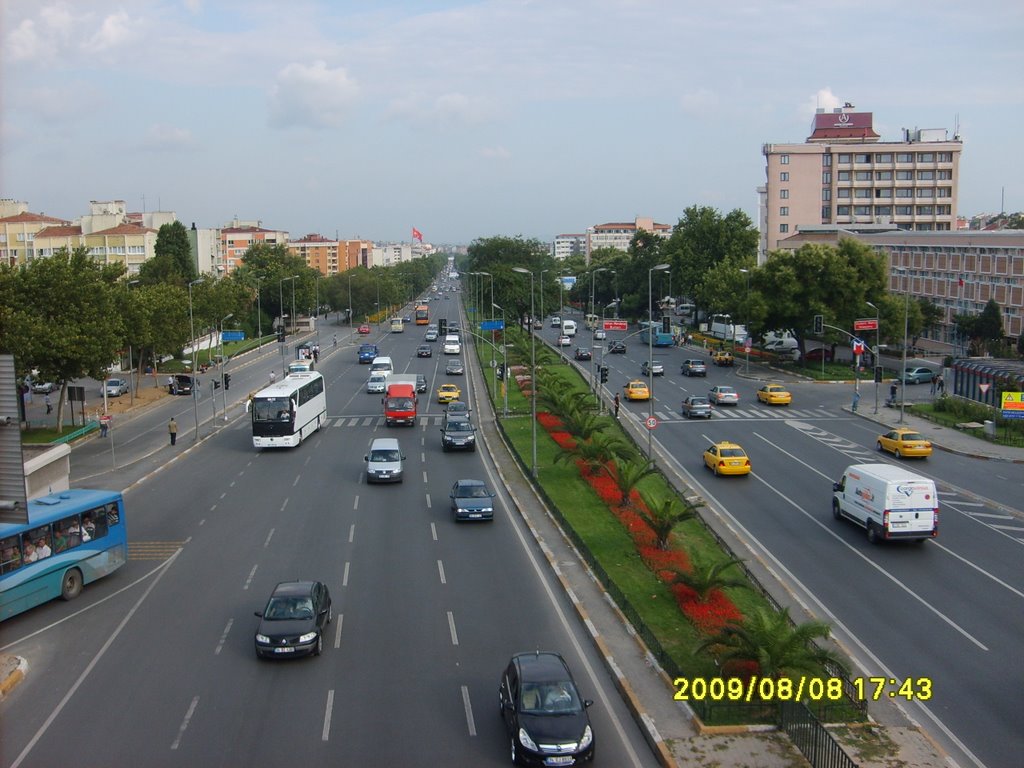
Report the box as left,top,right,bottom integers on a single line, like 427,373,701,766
5,19,44,62
479,146,511,160
139,124,194,151
803,87,843,116
87,10,136,52
268,61,359,129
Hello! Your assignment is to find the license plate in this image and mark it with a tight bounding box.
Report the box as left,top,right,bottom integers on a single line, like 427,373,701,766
730,461,741,466
274,647,295,653
469,513,481,518
544,758,574,766
889,521,908,529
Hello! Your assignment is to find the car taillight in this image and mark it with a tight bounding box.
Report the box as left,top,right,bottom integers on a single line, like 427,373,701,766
883,509,890,536
932,508,939,535
744,459,751,466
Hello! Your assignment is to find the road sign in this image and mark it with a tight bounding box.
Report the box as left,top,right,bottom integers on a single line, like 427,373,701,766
853,318,879,331
743,337,752,352
479,320,505,331
603,320,628,331
979,383,991,395
1001,391,1024,419
645,416,658,429
852,338,866,355
221,330,246,342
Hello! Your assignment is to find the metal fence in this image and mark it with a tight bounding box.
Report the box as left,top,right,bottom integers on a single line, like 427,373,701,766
779,701,858,768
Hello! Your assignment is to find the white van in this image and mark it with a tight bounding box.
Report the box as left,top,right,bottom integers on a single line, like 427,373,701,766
443,334,461,354
561,319,577,337
832,463,938,544
365,437,405,483
370,356,394,376
764,337,798,353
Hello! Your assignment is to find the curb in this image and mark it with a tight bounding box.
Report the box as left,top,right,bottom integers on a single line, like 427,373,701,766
0,655,28,699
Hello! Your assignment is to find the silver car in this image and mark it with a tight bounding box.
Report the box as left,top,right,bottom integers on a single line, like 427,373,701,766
708,385,739,406
681,395,712,418
103,378,130,397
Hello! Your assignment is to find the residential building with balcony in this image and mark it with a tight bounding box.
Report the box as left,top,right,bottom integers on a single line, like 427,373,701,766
585,216,670,262
0,200,70,265
553,233,586,260
220,219,289,274
760,104,963,263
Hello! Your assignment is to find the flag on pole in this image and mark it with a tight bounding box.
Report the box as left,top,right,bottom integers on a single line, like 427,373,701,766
958,275,964,287
412,227,423,242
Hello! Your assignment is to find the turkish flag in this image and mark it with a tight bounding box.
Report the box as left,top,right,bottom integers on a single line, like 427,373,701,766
958,276,964,287
412,227,423,242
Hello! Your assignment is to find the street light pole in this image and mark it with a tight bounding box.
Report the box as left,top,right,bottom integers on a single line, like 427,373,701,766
648,263,670,459
125,279,140,402
348,272,354,332
867,300,880,414
589,268,607,395
220,313,233,420
540,269,548,325
739,268,750,373
188,278,203,442
493,302,509,417
255,276,263,351
895,268,910,424
512,267,538,478
280,275,298,372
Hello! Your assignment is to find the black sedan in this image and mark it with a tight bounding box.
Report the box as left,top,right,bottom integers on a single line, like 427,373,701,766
254,580,332,659
449,479,495,521
499,651,595,765
417,344,433,358
608,341,626,354
446,358,465,375
573,347,592,361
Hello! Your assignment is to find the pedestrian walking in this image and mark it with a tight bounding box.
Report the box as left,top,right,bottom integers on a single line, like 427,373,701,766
930,377,937,395
99,416,109,438
332,334,337,348
613,393,620,419
269,370,276,384
852,390,860,412
168,417,178,446
937,377,945,395
45,394,52,414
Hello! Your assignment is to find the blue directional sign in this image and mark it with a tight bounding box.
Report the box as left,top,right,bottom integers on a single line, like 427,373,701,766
221,331,246,342
480,320,505,331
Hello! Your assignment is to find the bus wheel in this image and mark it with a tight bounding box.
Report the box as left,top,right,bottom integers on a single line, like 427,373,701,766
61,568,84,600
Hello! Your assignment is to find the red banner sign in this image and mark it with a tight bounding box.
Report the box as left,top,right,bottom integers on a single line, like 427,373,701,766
853,318,878,331
603,320,628,331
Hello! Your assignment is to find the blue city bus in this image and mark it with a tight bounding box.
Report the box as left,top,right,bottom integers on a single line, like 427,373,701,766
0,489,127,621
639,321,674,347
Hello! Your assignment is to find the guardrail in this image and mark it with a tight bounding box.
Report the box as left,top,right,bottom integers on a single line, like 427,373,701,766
51,422,98,444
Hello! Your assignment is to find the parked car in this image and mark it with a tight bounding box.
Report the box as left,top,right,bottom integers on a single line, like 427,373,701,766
499,651,595,766
681,359,707,377
417,344,433,358
708,385,739,405
902,367,936,385
253,580,332,658
641,360,664,377
103,378,130,397
573,348,592,361
168,374,194,396
608,341,627,354
449,479,495,521
446,358,465,375
681,395,712,419
31,380,56,394
702,441,751,476
803,347,833,362
877,428,932,458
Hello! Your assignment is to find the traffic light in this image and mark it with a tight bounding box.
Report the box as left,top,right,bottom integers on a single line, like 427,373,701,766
599,365,609,383
439,318,447,336
662,316,671,334
224,373,231,390
813,314,824,335
277,327,286,342
874,366,883,383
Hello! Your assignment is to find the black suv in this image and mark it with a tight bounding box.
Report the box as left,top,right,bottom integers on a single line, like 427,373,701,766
499,651,594,765
440,417,476,451
253,580,332,659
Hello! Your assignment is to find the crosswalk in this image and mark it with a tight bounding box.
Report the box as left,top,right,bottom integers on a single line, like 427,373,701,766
644,406,837,423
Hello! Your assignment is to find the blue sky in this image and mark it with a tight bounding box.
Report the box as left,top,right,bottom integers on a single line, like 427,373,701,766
3,0,1022,245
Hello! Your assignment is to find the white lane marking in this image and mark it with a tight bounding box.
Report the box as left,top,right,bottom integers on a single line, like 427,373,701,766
929,541,1024,600
229,480,235,487
423,470,428,483
170,695,200,750
447,611,459,645
348,524,355,543
342,562,350,587
243,564,258,590
304,455,312,466
437,560,447,584
219,492,227,499
431,522,438,541
214,619,233,655
293,475,301,486
353,495,359,510
281,497,289,512
461,685,477,737
8,551,182,768
334,614,344,648
322,689,334,741
263,529,274,548
426,493,432,509
421,451,426,463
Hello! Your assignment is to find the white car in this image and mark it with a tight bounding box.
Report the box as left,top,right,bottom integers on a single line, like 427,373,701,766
366,373,388,393
551,316,562,327
593,329,607,340
31,381,56,394
708,385,739,406
557,335,571,346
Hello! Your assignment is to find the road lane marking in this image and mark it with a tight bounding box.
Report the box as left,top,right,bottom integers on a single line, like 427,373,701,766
348,524,355,543
461,685,477,736
353,495,359,510
426,493,432,509
334,614,344,648
437,560,447,584
342,562,350,587
171,695,200,750
263,529,274,548
293,474,301,486
214,619,233,655
322,689,334,741
423,470,428,484
243,564,258,590
431,522,438,541
447,611,459,645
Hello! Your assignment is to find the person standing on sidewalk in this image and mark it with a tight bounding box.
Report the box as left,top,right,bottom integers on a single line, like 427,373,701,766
613,393,620,418
45,394,52,414
168,417,178,446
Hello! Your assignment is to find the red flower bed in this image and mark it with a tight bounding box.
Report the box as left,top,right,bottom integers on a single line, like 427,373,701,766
670,583,744,635
638,546,691,581
536,412,565,430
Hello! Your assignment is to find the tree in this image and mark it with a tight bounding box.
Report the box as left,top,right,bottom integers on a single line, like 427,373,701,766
138,221,196,286
554,433,632,477
671,557,748,602
636,491,700,550
697,606,848,679
609,458,658,510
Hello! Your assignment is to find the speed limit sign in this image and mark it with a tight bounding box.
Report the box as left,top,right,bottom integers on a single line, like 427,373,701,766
645,416,658,429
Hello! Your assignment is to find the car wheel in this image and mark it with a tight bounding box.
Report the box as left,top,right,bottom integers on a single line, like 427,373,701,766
866,523,881,545
712,463,719,476
60,568,83,600
832,500,842,520
314,633,323,656
876,441,884,452
895,448,902,459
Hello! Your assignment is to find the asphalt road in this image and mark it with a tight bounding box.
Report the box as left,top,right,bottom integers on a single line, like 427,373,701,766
548,311,1023,768
1,301,659,767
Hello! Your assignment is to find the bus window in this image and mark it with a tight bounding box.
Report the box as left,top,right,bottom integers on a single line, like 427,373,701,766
0,536,22,574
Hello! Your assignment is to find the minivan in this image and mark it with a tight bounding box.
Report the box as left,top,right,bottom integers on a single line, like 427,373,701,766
365,438,405,483
443,335,461,354
369,356,394,376
832,463,938,544
561,319,577,337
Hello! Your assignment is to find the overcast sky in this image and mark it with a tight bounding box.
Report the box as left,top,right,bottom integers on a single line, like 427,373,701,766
3,0,1022,245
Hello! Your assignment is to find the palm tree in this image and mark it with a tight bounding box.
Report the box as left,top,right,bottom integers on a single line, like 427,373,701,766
609,458,658,510
561,409,608,443
697,606,848,680
636,491,701,550
670,556,748,601
555,433,632,476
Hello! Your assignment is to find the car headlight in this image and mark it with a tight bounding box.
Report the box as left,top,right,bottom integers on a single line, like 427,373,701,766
466,434,475,442
255,633,270,644
579,725,593,749
456,507,468,514
518,727,538,752
298,631,318,643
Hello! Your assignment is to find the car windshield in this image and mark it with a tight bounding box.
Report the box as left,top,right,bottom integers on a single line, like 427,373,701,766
689,398,709,405
265,596,314,620
448,422,473,433
369,449,401,462
253,397,292,422
717,387,735,394
521,681,582,714
899,432,925,441
457,484,489,498
720,448,746,458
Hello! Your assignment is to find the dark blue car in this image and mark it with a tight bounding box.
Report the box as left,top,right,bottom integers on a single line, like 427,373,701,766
358,344,379,363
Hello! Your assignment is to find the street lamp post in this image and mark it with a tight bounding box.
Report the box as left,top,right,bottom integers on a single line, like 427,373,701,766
347,272,354,332
512,267,538,478
125,279,140,402
895,268,911,424
219,313,233,420
280,275,298,372
648,263,670,459
254,276,263,351
589,268,607,395
540,269,548,325
867,300,880,414
493,302,509,417
739,268,750,373
188,278,203,442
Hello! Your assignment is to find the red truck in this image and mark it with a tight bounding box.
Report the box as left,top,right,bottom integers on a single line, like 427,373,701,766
383,375,418,426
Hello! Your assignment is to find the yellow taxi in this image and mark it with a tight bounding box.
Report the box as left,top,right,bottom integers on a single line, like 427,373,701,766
756,384,792,406
702,441,751,476
876,428,932,458
712,350,734,366
623,380,650,401
436,383,462,403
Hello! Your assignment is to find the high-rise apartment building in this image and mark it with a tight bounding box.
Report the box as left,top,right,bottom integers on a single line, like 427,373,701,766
759,105,963,262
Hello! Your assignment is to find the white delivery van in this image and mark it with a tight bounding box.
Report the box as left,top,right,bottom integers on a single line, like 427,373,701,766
832,463,938,544
365,437,405,483
764,337,798,353
561,319,577,337
370,356,394,376
443,334,461,354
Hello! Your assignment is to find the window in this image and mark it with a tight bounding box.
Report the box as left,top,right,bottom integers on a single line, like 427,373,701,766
875,188,892,198
780,171,789,181
780,189,789,199
897,152,914,163
937,169,952,180
916,188,935,198
936,205,951,215
917,170,935,180
875,171,892,181
855,171,872,181
837,205,850,215
896,188,913,198
876,205,892,216
779,224,789,233
822,171,832,183
917,206,934,215
937,187,952,198
780,154,790,165
896,205,913,216
876,153,893,163
855,205,871,216
896,170,913,180
855,153,872,163
855,189,871,198
822,189,832,201
938,152,952,162
779,207,789,216
838,154,851,163
838,171,851,181
838,188,851,198
822,154,832,167
918,152,934,162
916,223,935,231
822,206,832,219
